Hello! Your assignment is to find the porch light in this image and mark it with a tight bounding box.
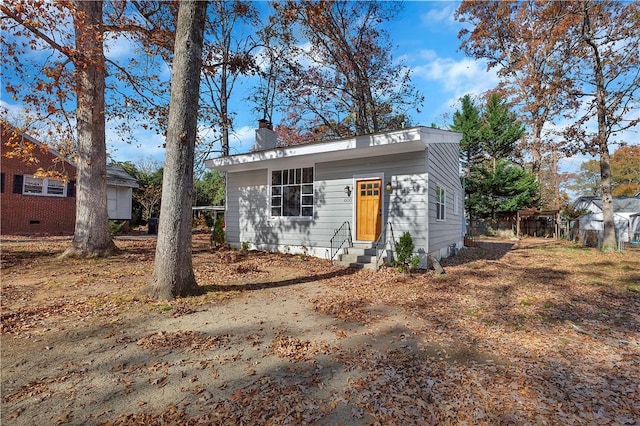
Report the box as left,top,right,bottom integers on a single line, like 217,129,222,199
344,185,352,197
385,182,393,192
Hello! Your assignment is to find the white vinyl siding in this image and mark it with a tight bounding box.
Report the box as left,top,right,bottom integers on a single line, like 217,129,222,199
225,151,428,255
454,190,460,215
211,127,464,264
107,186,134,220
317,151,428,252
226,169,269,248
428,142,464,256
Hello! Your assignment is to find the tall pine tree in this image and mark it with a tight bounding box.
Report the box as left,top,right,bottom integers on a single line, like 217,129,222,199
451,94,483,175
452,92,538,222
480,92,525,172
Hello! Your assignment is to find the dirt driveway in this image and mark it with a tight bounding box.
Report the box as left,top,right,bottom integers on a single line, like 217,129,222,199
2,235,639,424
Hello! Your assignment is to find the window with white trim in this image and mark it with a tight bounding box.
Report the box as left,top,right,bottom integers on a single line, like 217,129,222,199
271,167,314,217
23,175,67,197
436,185,446,221
454,190,460,215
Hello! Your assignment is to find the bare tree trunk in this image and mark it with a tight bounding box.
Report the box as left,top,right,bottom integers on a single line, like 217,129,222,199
62,0,117,258
146,0,207,300
530,126,543,180
220,63,229,157
582,1,616,252
599,142,616,250
550,147,561,210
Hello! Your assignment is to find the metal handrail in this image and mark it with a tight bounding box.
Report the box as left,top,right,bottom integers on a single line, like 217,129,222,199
374,222,396,270
330,221,352,261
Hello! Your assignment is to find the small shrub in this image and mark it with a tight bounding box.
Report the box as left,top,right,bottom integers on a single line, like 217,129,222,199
241,241,250,251
109,220,125,236
394,232,420,272
298,245,310,260
210,217,225,247
410,254,421,271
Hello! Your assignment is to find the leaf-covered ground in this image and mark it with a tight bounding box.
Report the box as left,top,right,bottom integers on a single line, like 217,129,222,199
1,235,639,425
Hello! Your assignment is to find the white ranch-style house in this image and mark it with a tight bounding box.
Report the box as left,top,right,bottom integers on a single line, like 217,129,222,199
205,124,464,269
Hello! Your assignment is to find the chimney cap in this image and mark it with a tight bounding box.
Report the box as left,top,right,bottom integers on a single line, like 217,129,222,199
258,119,272,130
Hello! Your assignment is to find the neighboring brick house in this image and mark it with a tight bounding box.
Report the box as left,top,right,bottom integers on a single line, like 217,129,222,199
1,125,138,235
1,126,78,235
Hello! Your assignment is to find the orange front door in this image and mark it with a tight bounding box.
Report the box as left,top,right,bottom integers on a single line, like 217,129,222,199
356,179,382,241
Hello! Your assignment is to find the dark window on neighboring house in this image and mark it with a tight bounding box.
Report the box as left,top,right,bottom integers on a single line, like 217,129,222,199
1,173,4,193
13,174,24,194
67,180,76,197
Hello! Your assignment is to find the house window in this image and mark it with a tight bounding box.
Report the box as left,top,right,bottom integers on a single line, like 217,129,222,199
436,185,446,221
23,175,67,197
454,190,460,215
271,167,314,217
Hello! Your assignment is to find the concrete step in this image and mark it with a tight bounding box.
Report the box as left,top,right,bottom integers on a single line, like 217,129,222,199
344,247,376,256
333,260,378,270
339,253,376,264
351,242,375,249
334,243,387,270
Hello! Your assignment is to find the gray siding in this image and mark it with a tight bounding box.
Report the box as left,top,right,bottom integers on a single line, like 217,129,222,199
427,142,464,256
229,169,321,251
226,169,268,247
316,151,428,252
224,143,463,263
225,151,429,258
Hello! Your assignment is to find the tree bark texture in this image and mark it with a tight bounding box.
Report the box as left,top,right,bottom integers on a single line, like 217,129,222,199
63,0,117,258
148,0,207,300
582,1,616,252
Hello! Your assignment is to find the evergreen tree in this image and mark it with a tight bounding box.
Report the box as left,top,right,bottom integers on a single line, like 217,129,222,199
194,170,225,206
470,160,539,220
451,94,483,174
452,92,537,222
480,92,525,172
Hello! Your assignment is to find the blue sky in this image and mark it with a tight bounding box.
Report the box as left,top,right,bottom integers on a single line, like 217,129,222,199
2,1,635,174
105,1,503,166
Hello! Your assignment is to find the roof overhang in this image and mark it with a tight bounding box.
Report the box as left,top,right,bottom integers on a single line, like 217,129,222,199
106,167,140,188
205,126,461,173
107,179,139,188
192,206,225,212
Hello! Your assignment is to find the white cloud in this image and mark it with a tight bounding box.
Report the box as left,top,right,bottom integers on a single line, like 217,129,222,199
413,53,497,97
0,99,27,124
417,49,438,62
419,3,457,27
104,33,135,61
411,51,499,125
228,125,256,155
106,118,166,164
